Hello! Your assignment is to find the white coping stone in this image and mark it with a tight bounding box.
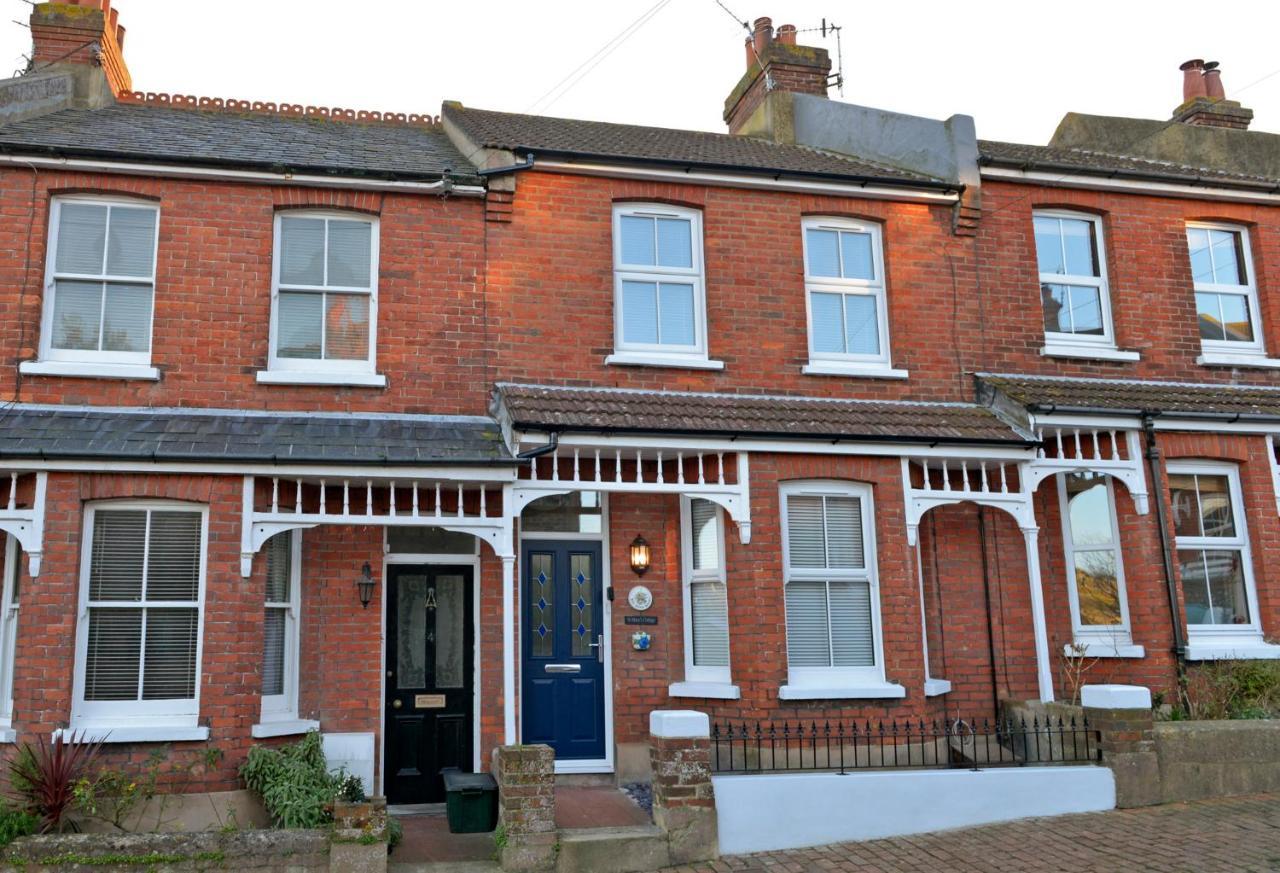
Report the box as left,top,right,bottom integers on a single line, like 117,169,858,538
650,710,710,739
1081,684,1152,709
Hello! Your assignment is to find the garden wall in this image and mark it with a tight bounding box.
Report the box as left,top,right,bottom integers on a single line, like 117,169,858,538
1154,720,1280,803
2,830,329,872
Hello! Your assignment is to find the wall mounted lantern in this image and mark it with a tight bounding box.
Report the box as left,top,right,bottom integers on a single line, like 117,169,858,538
629,535,651,576
357,562,375,608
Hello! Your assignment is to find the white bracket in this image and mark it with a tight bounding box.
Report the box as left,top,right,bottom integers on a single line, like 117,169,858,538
0,472,46,576
1022,429,1149,514
901,458,1034,546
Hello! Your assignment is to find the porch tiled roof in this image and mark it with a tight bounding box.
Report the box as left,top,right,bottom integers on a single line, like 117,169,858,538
976,373,1280,418
444,105,949,187
495,384,1030,445
0,405,515,465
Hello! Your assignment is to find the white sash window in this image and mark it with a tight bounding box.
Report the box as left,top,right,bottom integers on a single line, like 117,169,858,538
1034,211,1131,361
264,211,383,386
1187,223,1265,363
0,535,20,741
801,218,895,376
36,197,159,377
780,481,897,697
673,497,733,694
260,531,301,723
72,503,207,736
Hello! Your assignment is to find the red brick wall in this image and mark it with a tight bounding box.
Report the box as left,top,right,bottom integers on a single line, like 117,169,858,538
0,169,489,415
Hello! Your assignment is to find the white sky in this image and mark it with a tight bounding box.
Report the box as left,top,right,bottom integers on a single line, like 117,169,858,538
1,0,1277,144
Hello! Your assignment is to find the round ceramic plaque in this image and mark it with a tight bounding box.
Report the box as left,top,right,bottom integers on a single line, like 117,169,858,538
628,585,653,611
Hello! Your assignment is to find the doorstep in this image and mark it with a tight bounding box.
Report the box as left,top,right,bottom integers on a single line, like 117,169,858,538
554,785,651,829
389,809,497,868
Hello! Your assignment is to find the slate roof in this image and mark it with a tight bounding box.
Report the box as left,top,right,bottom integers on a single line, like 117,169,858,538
445,105,950,188
979,140,1280,191
977,373,1280,418
495,383,1029,445
0,406,515,465
0,105,474,180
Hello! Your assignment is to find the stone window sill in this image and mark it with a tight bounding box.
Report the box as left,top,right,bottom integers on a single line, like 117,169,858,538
1196,353,1280,370
605,353,725,371
1040,344,1140,363
55,724,210,743
256,370,387,387
1184,641,1280,661
924,678,952,696
251,718,320,738
20,360,160,381
778,681,906,701
0,727,14,744
1065,641,1145,659
668,681,740,700
802,362,909,380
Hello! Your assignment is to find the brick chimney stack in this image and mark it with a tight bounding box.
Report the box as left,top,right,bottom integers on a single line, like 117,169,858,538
30,0,132,97
724,16,831,135
1171,59,1251,130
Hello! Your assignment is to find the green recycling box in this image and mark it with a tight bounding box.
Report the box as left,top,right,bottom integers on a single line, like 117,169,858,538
441,768,499,833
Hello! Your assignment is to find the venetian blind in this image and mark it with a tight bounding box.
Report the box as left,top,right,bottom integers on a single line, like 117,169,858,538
262,533,291,697
690,580,730,668
84,508,202,703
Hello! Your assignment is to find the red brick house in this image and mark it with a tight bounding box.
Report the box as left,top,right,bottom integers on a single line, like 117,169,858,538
0,2,1277,809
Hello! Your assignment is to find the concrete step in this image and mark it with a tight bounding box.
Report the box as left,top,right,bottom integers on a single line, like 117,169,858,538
389,863,501,873
556,824,670,873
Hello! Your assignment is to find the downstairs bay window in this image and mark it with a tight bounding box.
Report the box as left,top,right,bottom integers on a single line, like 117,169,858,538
778,481,902,699
253,531,316,738
70,503,209,741
670,497,737,699
1057,473,1142,658
1168,464,1279,660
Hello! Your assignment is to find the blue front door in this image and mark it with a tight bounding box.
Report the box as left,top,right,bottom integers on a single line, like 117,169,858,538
521,539,606,760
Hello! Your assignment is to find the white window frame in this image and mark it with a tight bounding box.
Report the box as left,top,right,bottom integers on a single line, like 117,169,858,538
1168,462,1267,651
1187,222,1267,363
36,195,160,373
260,530,302,724
1056,473,1142,658
671,496,736,696
609,203,711,367
778,480,901,698
1034,210,1122,357
800,217,897,377
0,535,21,741
71,501,208,733
263,210,383,386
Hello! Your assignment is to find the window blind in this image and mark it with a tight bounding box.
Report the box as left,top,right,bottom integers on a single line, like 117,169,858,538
690,580,729,668
689,499,719,572
83,508,202,704
785,580,830,667
262,533,291,697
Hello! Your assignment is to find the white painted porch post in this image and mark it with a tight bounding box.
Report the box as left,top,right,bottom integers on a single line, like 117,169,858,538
1021,526,1055,702
502,552,517,745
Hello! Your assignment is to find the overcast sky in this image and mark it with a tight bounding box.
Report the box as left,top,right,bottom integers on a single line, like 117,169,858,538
2,0,1277,144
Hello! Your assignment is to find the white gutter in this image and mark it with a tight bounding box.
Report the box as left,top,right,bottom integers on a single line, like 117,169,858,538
981,165,1280,205
0,153,486,196
533,159,959,205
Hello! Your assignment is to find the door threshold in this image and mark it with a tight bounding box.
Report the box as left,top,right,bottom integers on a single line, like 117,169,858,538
554,760,613,775
388,802,446,817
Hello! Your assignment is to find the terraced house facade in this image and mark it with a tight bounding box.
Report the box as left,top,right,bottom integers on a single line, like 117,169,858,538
0,1,1278,807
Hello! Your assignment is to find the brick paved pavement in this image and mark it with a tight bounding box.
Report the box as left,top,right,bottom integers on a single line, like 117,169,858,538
661,793,1280,873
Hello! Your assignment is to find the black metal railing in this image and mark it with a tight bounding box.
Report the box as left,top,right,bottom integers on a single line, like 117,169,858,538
711,716,1099,774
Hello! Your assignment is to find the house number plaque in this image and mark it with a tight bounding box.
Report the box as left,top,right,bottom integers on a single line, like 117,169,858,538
415,694,446,709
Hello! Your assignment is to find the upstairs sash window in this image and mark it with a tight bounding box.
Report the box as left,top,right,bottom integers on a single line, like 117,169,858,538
42,198,158,366
1034,211,1116,350
612,205,707,362
803,218,891,370
1187,224,1263,358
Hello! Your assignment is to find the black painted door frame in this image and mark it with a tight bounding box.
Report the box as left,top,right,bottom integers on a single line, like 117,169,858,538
383,563,475,804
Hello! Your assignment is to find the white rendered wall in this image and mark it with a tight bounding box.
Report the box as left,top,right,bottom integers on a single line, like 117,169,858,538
713,766,1115,855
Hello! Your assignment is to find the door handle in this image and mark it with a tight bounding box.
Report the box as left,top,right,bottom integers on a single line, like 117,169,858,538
392,699,403,709
545,663,582,673
590,634,604,663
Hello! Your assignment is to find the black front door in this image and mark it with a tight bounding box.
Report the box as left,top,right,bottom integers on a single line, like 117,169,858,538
385,564,474,804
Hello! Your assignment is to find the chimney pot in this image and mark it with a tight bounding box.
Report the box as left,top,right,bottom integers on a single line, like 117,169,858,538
1180,58,1207,101
751,16,773,59
1202,61,1226,99
776,24,797,45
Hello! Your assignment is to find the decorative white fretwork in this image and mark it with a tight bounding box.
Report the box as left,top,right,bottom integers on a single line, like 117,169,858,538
0,471,46,576
1023,426,1149,514
902,456,1033,547
239,475,514,575
513,447,752,544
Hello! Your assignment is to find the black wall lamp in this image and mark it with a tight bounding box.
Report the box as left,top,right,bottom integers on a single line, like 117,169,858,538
629,535,651,576
357,562,375,608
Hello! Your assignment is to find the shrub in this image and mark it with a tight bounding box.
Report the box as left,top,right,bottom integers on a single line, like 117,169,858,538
335,772,366,804
0,804,38,847
1183,659,1280,720
386,816,403,851
240,731,343,829
8,732,104,834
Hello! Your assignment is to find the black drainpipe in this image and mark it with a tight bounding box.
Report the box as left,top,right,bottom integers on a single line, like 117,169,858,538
1142,414,1186,662
975,507,1003,720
